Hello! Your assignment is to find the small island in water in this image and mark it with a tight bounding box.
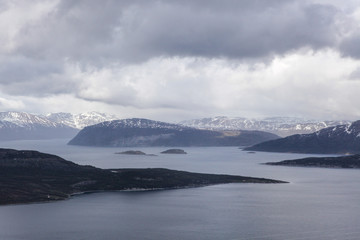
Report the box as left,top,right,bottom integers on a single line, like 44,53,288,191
161,149,187,154
0,148,286,205
265,154,360,169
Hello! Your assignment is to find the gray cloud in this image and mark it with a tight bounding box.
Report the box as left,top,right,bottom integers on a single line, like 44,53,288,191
0,56,76,97
12,0,343,63
1,0,360,121
340,34,360,59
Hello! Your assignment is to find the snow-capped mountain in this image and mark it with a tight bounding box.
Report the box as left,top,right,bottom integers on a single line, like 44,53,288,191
0,111,78,140
46,112,119,129
0,111,64,129
0,111,119,141
245,120,360,154
179,116,351,137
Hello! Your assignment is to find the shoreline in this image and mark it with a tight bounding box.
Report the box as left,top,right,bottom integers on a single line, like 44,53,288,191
1,181,288,207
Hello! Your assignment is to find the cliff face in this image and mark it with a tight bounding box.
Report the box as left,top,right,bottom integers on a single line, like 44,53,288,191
68,118,279,147
245,120,360,154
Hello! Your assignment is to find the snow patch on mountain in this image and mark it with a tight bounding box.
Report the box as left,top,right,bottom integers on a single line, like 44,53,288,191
179,116,351,137
92,118,188,131
0,111,119,130
0,112,66,129
46,112,119,129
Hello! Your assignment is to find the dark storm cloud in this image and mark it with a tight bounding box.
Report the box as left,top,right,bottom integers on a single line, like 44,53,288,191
339,34,360,59
3,0,344,99
0,56,75,96
14,0,341,63
124,1,339,60
2,0,360,120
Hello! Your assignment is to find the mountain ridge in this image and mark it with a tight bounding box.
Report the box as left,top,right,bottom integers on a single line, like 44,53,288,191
0,111,118,140
180,116,351,137
68,118,280,147
46,111,119,129
244,120,360,154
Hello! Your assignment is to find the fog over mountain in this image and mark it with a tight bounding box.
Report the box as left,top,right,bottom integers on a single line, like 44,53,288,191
1,1,360,121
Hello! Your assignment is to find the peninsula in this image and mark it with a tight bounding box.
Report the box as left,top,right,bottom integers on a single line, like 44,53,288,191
265,154,360,169
0,148,286,205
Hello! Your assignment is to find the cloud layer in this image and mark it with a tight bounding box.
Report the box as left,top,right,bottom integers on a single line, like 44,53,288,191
1,0,360,121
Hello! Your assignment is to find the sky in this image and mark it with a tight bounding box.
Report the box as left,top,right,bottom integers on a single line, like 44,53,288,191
1,0,360,122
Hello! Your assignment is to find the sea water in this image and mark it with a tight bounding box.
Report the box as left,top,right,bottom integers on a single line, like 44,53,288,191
0,139,359,240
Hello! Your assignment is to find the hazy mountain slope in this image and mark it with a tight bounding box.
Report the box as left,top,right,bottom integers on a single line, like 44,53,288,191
46,111,119,129
68,118,279,147
244,120,360,154
180,116,351,137
0,112,78,140
0,111,119,141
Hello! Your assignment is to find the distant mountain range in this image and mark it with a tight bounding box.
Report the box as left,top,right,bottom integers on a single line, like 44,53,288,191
179,116,351,137
0,111,354,144
46,112,119,129
0,112,77,140
245,120,360,154
0,111,118,140
68,118,280,147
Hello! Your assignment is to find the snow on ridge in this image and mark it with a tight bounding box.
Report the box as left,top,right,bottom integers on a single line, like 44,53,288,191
179,116,352,137
0,111,119,130
0,111,62,128
94,118,188,130
47,111,119,129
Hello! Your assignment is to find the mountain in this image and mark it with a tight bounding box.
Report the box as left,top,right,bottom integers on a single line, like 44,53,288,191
179,116,351,137
0,148,286,205
244,120,360,154
68,118,280,147
265,154,360,169
0,111,119,141
0,112,78,140
46,111,119,129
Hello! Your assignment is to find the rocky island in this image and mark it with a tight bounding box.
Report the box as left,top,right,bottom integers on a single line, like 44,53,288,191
161,149,187,154
265,154,360,169
0,148,286,205
116,150,147,155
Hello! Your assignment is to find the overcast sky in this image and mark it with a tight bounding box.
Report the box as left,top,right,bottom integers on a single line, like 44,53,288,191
1,0,360,122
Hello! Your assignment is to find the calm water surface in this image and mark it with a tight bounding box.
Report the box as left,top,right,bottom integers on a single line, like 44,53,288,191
1,139,360,240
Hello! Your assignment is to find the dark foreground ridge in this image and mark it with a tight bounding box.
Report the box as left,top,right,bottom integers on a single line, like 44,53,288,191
265,154,360,169
0,148,286,205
